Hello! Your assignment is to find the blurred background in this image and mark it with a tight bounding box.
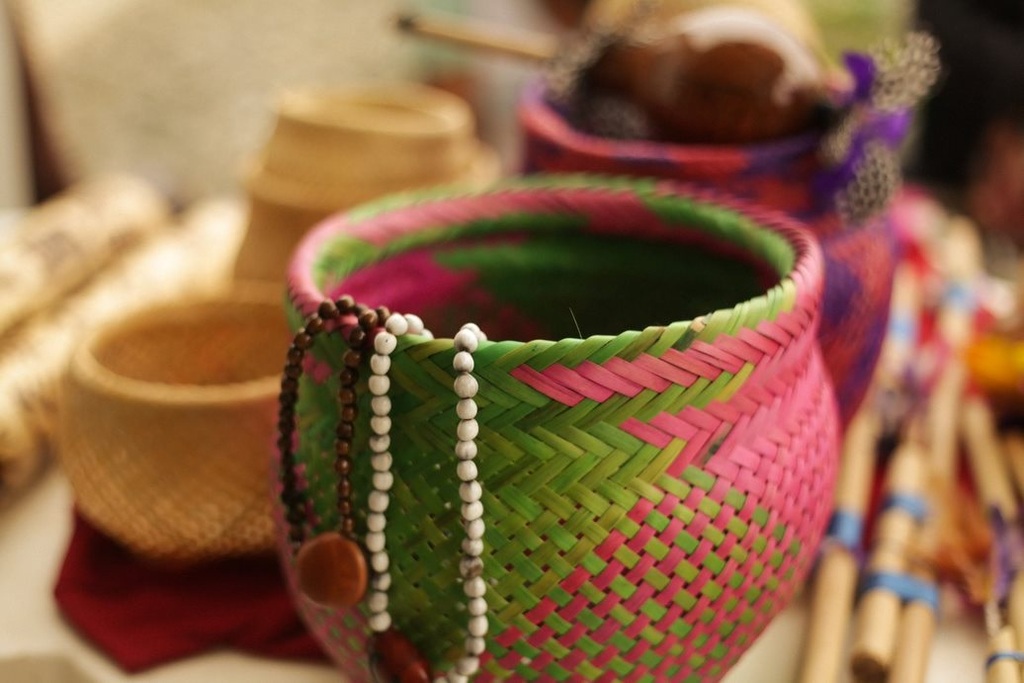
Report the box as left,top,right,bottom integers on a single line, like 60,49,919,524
0,0,913,211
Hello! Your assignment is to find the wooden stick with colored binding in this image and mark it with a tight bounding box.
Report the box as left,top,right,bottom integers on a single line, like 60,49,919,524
963,396,1024,682
936,216,985,347
930,215,984,480
1008,580,1024,683
849,435,929,683
877,265,923,385
888,583,938,683
884,224,978,683
799,264,921,683
962,396,1019,523
882,213,983,683
887,213,984,683
395,12,557,62
989,625,1024,683
1000,434,1024,669
797,405,881,683
1002,433,1024,519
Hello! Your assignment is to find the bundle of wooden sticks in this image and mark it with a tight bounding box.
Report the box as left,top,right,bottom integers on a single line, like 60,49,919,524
799,203,1024,683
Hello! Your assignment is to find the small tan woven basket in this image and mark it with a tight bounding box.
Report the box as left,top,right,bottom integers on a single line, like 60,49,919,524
58,286,291,565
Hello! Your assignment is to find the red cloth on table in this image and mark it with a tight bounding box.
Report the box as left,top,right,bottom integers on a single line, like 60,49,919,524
54,511,328,673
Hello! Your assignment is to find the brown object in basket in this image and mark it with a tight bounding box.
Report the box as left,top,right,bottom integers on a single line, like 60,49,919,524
58,287,290,564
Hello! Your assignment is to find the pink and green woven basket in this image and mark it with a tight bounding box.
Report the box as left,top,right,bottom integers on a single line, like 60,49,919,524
279,176,839,682
519,84,900,425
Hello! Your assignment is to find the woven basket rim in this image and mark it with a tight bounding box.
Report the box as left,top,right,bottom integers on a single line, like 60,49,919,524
287,174,823,353
518,80,822,166
275,82,473,141
69,287,284,407
243,142,501,213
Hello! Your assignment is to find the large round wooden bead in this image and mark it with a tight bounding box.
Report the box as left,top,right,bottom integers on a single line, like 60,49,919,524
371,628,432,683
294,532,368,608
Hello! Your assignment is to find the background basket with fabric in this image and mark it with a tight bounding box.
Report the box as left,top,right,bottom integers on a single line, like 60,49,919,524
277,176,840,682
516,1,939,425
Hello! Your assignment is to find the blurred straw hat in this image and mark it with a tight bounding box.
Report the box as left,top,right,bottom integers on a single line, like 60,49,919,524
234,83,500,281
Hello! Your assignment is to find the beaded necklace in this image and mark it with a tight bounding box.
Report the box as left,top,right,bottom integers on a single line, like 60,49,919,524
277,296,488,683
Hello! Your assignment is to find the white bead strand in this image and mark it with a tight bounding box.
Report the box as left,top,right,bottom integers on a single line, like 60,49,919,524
445,322,488,682
364,312,487,682
364,314,407,633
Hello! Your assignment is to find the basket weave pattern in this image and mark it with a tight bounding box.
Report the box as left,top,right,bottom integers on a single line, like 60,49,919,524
60,294,288,564
281,178,839,682
519,86,897,425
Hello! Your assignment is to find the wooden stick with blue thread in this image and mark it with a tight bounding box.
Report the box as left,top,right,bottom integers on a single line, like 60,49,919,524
963,396,1024,683
988,624,1023,683
930,216,985,479
797,403,880,683
998,432,1024,680
798,265,921,683
849,427,930,683
881,265,938,683
890,214,986,683
886,564,938,683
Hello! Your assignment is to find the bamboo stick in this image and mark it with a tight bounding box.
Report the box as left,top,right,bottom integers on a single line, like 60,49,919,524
962,396,1020,521
797,408,880,683
1010,577,1024,670
800,549,859,683
1002,433,1024,513
850,439,928,682
927,359,967,480
888,594,937,683
988,625,1024,683
929,214,982,479
395,13,557,62
1003,434,1024,666
937,215,985,349
878,265,923,385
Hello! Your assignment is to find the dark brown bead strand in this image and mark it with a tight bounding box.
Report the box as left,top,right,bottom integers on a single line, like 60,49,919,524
359,308,379,331
278,309,326,547
278,296,371,608
334,325,364,541
277,297,435,674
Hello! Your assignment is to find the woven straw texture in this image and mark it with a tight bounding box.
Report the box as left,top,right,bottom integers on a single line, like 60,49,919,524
281,176,840,682
59,287,291,564
9,0,414,201
234,83,501,282
519,84,897,426
2,199,245,505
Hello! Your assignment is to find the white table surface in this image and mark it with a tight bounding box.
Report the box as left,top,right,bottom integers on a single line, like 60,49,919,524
0,467,991,683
